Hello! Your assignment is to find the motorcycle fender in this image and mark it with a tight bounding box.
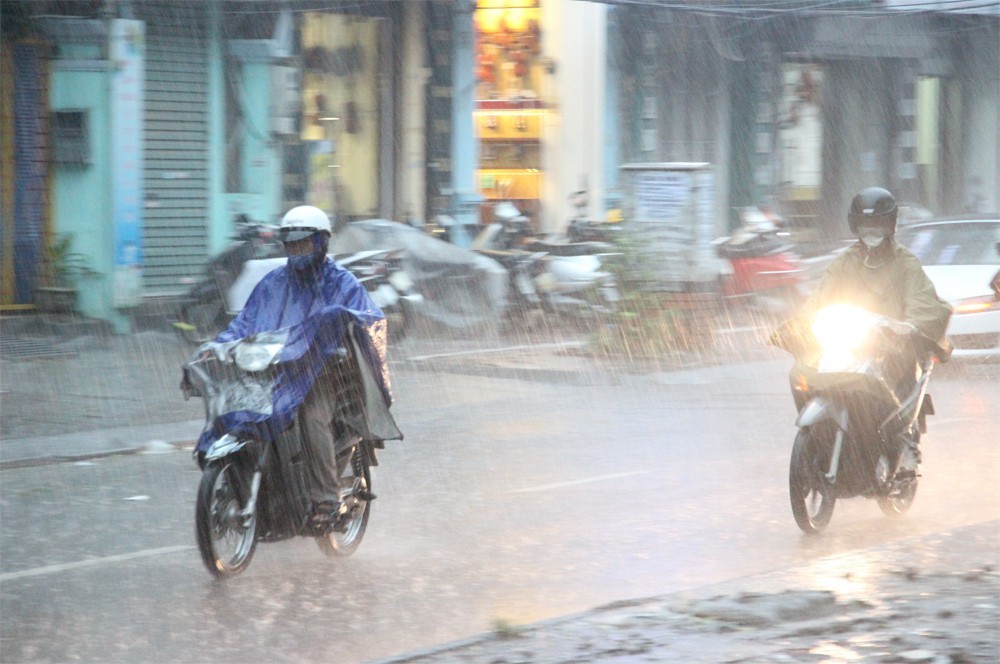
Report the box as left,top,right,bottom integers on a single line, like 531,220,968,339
795,397,848,431
204,433,248,461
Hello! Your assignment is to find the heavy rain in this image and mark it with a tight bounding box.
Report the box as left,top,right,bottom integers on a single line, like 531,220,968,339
1,0,998,662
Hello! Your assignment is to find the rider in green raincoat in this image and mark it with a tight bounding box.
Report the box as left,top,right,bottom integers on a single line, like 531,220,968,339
800,187,951,343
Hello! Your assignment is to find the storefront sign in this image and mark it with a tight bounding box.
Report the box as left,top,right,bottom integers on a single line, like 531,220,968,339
632,171,691,222
779,64,823,196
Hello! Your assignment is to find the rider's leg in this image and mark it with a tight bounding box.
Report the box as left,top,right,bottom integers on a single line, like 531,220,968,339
300,376,341,510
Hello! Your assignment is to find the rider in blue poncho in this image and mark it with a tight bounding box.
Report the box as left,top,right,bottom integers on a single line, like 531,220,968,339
215,205,398,526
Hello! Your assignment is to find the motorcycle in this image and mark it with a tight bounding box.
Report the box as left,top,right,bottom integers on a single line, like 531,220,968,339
770,304,951,534
336,248,421,341
174,216,283,345
565,189,623,244
478,202,621,321
714,207,806,317
181,308,400,577
176,245,419,346
472,238,549,330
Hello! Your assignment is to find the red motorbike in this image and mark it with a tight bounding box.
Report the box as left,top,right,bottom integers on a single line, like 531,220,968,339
716,207,806,316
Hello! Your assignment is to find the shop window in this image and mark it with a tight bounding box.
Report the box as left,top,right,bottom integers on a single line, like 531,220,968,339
52,109,90,165
474,0,546,222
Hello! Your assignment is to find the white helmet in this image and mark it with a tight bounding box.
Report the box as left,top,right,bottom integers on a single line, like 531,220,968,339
278,205,332,242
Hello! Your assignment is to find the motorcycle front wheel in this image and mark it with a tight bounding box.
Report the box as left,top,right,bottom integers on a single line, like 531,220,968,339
878,478,918,516
316,445,371,558
177,301,227,346
196,461,257,577
789,426,836,534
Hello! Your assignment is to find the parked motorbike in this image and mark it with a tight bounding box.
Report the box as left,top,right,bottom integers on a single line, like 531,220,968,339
472,239,549,329
770,304,950,534
714,207,806,317
565,190,623,244
181,311,398,577
336,248,421,341
176,244,419,346
478,202,621,321
174,216,282,345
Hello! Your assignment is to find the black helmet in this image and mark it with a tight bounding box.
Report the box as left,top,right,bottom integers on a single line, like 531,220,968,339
848,187,898,235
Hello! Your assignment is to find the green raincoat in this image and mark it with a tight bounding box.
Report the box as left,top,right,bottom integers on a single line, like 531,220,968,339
802,240,952,342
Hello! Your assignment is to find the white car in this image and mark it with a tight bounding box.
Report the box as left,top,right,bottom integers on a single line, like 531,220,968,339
896,218,1000,359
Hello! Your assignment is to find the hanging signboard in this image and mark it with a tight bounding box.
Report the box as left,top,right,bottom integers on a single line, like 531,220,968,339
621,162,723,290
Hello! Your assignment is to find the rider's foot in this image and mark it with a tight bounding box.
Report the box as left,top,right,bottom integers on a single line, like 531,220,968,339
308,499,343,527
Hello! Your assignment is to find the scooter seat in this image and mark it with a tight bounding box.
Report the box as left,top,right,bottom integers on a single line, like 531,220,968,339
523,240,614,256
716,234,790,259
474,248,540,268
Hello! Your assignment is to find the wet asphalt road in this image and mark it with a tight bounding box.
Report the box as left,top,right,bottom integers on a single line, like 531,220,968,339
2,344,997,663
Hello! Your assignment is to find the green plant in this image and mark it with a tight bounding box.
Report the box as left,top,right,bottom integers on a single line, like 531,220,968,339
39,233,98,289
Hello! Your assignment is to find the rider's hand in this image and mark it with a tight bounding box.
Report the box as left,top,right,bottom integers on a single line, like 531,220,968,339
878,319,917,338
196,341,223,361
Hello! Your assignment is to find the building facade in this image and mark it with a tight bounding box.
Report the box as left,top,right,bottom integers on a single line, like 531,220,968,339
2,0,996,328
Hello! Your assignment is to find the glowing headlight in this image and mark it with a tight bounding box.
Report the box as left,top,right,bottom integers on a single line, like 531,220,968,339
812,304,876,353
812,305,880,372
952,294,999,315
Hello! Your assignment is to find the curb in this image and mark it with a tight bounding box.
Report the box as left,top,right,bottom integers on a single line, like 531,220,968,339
0,420,203,470
0,439,193,470
395,341,619,386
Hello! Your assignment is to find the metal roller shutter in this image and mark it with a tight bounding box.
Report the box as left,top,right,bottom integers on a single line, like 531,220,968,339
137,2,210,295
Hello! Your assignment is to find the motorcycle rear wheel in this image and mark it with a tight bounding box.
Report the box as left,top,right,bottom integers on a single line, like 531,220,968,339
316,445,371,557
177,301,227,346
196,461,257,577
789,427,836,534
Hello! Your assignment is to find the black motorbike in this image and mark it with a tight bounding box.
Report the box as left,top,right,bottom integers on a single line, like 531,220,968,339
771,305,950,534
175,216,283,345
182,325,388,577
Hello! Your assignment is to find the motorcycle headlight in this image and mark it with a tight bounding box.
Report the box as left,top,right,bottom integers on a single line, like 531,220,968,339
812,304,878,372
812,305,875,352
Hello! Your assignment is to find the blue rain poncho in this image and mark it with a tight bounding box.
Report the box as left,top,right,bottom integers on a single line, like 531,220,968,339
187,258,400,454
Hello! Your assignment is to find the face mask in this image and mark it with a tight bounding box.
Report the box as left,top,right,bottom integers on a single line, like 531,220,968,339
287,234,328,275
288,254,315,273
858,224,888,249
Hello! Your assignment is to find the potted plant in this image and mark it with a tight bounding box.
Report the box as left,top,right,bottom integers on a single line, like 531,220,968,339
35,233,98,314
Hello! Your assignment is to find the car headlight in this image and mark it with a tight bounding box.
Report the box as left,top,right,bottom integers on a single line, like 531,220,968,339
952,294,999,315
